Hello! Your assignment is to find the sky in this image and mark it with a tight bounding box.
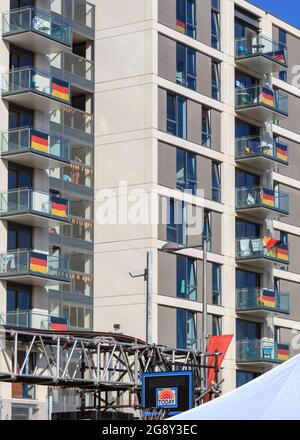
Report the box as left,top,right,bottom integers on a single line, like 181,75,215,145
248,0,300,28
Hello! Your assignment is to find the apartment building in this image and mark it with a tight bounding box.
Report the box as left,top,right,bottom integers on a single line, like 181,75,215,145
0,0,95,419
0,0,300,421
95,0,300,405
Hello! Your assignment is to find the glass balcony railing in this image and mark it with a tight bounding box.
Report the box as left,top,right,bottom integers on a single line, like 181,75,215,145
0,310,69,331
0,189,70,223
50,51,94,85
2,68,71,104
236,340,290,364
235,35,288,66
236,237,289,264
236,186,289,215
235,85,288,116
236,288,290,314
51,0,95,31
0,250,69,281
0,127,70,163
2,7,72,47
235,136,289,165
50,107,94,136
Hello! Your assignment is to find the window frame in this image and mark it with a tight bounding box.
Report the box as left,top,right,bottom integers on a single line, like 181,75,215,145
176,42,196,90
212,60,221,100
176,0,197,39
201,107,211,147
176,148,197,195
167,92,187,139
176,254,197,301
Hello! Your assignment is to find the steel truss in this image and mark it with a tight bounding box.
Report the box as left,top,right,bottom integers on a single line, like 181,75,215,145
0,328,222,413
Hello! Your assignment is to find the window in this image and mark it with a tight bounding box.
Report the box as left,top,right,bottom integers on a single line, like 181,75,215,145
167,93,187,139
211,1,220,50
62,304,92,330
9,106,34,129
203,209,211,251
176,308,197,350
7,284,32,327
212,161,221,202
235,169,260,188
176,43,196,90
278,30,287,82
176,148,197,195
177,255,197,301
8,224,32,250
236,269,260,290
212,315,221,336
212,263,221,305
236,371,259,388
176,0,196,38
236,219,260,239
202,107,211,147
167,199,187,245
236,319,260,341
212,61,221,100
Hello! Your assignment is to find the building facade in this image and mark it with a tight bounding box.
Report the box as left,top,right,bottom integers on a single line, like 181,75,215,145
0,0,300,420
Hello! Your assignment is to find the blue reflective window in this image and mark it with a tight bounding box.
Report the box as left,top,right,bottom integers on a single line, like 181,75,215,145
212,263,221,305
236,219,260,239
167,93,187,139
176,148,197,194
167,199,187,245
236,319,260,341
176,308,197,350
176,0,196,38
236,371,259,388
176,43,196,90
212,61,220,100
212,161,221,202
202,107,211,147
177,255,197,301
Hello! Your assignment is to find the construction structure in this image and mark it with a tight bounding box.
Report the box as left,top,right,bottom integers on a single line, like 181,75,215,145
0,327,221,419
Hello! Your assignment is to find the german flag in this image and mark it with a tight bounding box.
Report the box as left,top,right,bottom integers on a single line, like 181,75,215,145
278,343,289,362
51,196,68,218
263,236,278,250
31,130,49,154
262,188,275,207
276,142,288,162
176,19,185,33
29,252,48,274
260,86,274,107
50,316,68,331
273,51,285,64
261,289,276,308
52,77,69,102
277,246,289,262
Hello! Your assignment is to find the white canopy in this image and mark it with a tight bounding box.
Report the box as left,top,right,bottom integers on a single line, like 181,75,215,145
171,354,300,420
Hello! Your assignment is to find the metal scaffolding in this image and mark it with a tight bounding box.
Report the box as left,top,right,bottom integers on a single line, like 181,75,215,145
0,327,222,415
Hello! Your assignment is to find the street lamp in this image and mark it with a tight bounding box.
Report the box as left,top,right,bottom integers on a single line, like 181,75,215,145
160,237,208,391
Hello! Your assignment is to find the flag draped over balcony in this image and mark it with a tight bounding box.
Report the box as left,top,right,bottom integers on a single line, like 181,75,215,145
31,130,49,153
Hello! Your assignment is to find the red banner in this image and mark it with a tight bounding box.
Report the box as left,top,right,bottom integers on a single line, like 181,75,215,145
204,334,233,402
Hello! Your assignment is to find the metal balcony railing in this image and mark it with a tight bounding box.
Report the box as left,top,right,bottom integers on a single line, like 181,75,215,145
236,288,290,314
236,186,289,215
0,250,69,281
50,107,94,136
236,237,289,264
0,310,69,331
0,188,70,222
2,7,72,46
236,339,290,363
235,34,288,67
235,136,289,164
0,127,70,162
2,67,71,104
235,85,288,115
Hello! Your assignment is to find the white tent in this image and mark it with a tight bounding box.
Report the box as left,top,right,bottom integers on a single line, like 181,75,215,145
171,353,300,420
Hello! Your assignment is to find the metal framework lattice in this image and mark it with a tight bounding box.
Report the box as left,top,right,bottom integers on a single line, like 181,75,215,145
0,328,222,413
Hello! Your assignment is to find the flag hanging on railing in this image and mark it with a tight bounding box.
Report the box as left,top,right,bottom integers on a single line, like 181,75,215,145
31,130,49,154
29,252,48,273
278,343,289,361
262,188,275,207
261,289,276,308
50,316,68,331
276,142,288,162
52,77,70,101
50,196,68,218
260,87,275,107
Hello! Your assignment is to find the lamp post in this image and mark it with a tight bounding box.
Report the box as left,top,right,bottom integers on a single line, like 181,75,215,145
160,237,208,391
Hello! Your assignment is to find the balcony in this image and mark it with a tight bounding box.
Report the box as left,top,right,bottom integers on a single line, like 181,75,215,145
50,107,94,144
236,136,289,170
2,7,72,54
0,250,70,286
0,189,70,227
2,68,71,112
0,311,69,331
236,340,290,367
50,51,94,93
236,186,289,218
235,86,288,121
51,0,95,41
236,288,290,316
236,237,289,268
235,35,288,74
0,128,70,169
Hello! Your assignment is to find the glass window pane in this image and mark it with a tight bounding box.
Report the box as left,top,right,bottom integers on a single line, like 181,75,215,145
176,149,185,189
177,255,186,298
178,96,187,139
176,43,186,86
